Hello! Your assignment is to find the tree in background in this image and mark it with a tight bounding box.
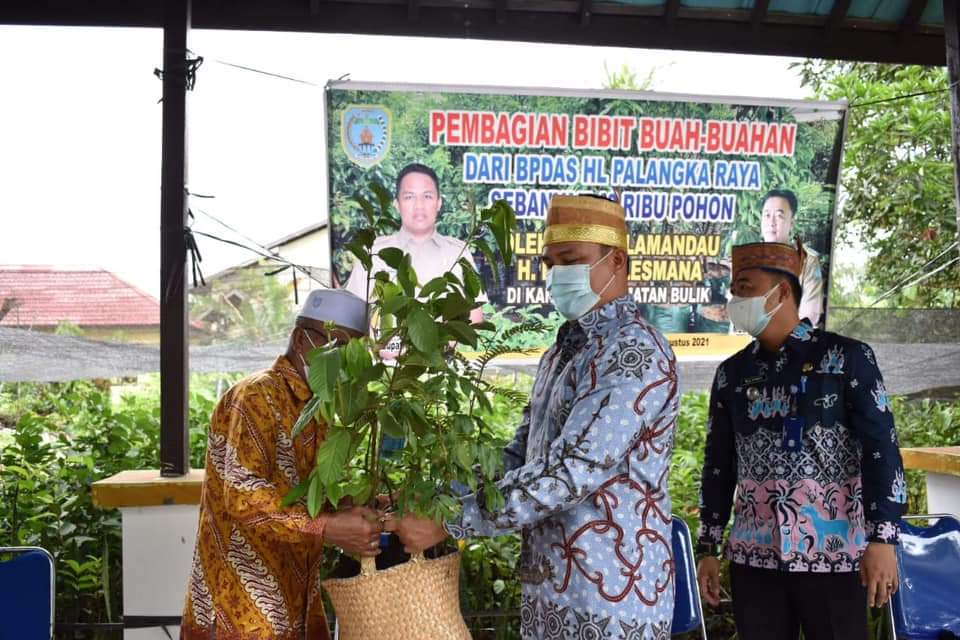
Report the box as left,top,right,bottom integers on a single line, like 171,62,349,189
602,62,656,91
796,61,959,308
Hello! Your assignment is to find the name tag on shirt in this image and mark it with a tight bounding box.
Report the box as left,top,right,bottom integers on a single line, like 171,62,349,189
782,416,805,453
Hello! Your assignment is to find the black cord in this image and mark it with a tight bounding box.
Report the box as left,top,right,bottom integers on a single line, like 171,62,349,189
154,50,204,102
189,229,324,289
215,59,320,86
849,81,957,109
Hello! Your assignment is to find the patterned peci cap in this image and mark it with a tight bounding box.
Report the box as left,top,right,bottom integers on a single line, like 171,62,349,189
543,195,629,251
732,242,802,280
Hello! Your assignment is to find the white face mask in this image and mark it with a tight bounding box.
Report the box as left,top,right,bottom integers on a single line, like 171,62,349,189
727,284,783,337
545,250,615,321
299,330,321,380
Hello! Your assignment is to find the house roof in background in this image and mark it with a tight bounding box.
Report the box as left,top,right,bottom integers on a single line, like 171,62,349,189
0,265,160,328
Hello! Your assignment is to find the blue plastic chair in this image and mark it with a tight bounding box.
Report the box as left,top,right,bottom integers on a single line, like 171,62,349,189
0,546,55,640
889,514,960,639
671,515,708,639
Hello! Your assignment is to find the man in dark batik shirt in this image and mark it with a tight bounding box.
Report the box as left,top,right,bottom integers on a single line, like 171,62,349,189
696,242,905,640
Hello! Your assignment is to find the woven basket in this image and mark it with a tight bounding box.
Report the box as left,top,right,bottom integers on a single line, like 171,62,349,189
321,551,471,640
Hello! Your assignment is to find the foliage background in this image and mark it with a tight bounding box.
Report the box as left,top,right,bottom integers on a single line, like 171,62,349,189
3,376,955,638
796,61,959,309
327,87,844,343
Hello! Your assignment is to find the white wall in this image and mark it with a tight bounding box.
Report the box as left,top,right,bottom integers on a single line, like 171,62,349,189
121,505,199,639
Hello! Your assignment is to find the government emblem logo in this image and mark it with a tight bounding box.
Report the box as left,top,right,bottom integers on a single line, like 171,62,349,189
341,105,391,168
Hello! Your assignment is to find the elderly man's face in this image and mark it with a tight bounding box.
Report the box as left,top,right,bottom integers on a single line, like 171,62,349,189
395,171,441,238
761,196,795,244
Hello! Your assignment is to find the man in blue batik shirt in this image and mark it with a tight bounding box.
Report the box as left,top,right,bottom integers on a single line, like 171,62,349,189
390,195,679,640
697,242,905,640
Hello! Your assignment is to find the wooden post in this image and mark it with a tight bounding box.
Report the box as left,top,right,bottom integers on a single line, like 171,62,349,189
159,0,191,477
946,0,960,257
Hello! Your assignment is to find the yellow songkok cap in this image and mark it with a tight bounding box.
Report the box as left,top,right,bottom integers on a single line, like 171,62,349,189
543,195,629,251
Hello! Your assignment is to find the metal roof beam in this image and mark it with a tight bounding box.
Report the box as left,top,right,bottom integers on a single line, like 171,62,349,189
0,0,946,66
899,0,927,40
580,0,592,27
663,0,680,27
826,0,852,30
751,0,770,30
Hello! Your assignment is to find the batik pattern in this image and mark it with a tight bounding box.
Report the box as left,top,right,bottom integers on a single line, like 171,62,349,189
180,357,330,640
447,296,678,639
698,320,905,573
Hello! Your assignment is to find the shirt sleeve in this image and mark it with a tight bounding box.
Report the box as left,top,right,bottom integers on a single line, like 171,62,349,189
799,252,824,327
697,365,738,552
844,341,905,544
213,389,327,544
445,338,675,539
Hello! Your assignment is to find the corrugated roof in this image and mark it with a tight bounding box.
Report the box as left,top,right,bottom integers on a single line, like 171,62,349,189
0,265,160,328
0,0,948,66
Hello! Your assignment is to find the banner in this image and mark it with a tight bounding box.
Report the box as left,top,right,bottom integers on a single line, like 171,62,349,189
326,82,846,360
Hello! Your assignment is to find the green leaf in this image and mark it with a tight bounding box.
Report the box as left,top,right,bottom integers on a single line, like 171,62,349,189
479,446,500,480
473,321,496,332
337,381,368,426
370,181,394,218
453,414,475,435
392,376,424,394
406,308,439,352
378,407,404,439
488,200,517,267
345,240,372,272
353,194,377,226
474,237,500,282
358,362,387,386
381,294,409,316
440,293,473,321
307,473,324,518
444,320,479,348
343,338,372,378
455,441,476,470
307,346,342,404
315,430,353,487
345,477,373,506
282,477,310,507
405,401,430,437
378,247,405,270
458,258,482,298
419,276,449,299
326,480,344,508
292,396,322,438
397,256,418,296
484,485,505,513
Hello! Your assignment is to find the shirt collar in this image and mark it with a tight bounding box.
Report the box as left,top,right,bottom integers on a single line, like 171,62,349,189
396,226,442,248
273,355,312,402
753,319,817,361
577,294,635,339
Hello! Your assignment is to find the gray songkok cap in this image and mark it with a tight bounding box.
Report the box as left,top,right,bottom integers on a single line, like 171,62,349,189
298,289,368,335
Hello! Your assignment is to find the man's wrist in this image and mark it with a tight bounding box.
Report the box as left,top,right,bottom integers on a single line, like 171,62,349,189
303,513,327,538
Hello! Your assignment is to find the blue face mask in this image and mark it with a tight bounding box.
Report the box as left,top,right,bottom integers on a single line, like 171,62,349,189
545,250,615,321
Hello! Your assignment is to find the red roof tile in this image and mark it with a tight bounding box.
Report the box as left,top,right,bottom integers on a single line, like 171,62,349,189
0,266,160,328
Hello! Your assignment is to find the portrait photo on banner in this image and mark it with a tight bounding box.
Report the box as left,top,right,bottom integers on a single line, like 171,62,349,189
325,83,846,360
